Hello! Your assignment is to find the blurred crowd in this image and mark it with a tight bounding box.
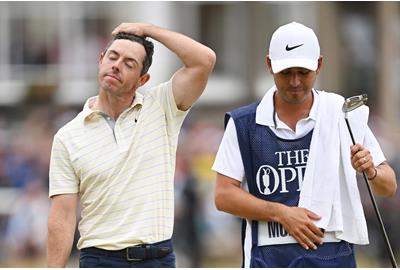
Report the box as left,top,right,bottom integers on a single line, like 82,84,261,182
0,105,74,266
0,102,399,267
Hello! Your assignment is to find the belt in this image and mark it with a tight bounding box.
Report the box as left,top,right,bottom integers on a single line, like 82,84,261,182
81,239,173,261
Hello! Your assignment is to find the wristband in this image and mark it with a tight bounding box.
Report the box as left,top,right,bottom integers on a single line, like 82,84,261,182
367,167,378,181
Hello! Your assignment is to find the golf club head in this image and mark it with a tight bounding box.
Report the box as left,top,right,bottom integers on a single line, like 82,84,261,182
342,94,368,113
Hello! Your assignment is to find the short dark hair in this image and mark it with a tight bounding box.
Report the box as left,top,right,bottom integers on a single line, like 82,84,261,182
103,32,154,76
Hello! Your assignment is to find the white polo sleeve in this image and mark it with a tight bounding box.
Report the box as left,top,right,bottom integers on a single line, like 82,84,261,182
151,77,189,132
49,134,79,197
212,118,245,182
363,126,386,166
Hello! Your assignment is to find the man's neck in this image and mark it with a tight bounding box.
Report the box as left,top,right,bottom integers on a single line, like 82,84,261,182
92,90,135,120
274,91,314,131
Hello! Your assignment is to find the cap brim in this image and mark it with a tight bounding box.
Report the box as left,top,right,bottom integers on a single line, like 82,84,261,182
271,58,318,74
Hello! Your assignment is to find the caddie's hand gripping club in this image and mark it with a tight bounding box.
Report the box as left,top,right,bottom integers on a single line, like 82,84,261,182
342,94,397,268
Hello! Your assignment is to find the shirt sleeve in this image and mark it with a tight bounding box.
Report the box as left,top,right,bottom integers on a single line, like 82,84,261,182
48,134,79,197
212,118,245,182
363,126,386,166
151,77,189,131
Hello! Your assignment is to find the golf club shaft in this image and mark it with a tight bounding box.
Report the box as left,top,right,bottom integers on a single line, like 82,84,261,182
345,118,398,268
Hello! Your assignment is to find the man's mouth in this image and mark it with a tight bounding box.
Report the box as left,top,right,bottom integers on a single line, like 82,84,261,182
106,74,121,82
288,88,302,93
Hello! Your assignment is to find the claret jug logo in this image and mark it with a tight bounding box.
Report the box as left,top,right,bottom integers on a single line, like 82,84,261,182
256,149,309,195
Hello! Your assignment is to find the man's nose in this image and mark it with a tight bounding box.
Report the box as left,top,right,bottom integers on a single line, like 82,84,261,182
289,73,301,87
112,60,122,72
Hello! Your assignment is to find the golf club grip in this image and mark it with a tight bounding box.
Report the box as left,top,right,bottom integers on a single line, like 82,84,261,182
345,118,398,267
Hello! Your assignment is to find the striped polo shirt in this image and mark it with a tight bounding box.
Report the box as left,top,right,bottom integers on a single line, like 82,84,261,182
49,78,188,250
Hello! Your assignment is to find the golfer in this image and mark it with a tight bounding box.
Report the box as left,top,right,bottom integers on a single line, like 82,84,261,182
47,22,215,268
212,22,397,267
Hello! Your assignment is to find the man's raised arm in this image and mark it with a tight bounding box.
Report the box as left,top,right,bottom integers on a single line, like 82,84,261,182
112,23,216,111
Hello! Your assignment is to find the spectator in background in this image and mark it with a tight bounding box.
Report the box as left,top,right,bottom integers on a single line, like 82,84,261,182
5,179,49,259
173,155,204,267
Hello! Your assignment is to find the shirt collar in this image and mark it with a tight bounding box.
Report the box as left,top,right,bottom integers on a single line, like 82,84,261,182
256,85,319,126
81,92,144,124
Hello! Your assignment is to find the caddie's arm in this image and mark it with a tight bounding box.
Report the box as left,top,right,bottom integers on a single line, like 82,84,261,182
112,23,216,111
215,173,324,250
351,144,397,197
369,162,397,196
47,194,78,267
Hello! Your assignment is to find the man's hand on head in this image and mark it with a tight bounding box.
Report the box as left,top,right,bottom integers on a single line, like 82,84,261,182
112,23,152,37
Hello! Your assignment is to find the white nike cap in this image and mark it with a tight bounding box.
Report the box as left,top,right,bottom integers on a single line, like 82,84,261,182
269,22,320,74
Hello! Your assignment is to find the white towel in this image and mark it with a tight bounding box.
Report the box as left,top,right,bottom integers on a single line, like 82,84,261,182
298,91,370,245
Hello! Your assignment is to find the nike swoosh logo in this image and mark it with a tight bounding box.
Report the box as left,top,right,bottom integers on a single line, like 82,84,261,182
285,44,304,51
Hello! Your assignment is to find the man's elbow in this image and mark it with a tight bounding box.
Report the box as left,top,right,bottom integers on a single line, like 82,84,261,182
214,193,224,212
387,181,397,197
214,186,228,212
202,48,216,73
383,170,397,197
376,180,397,197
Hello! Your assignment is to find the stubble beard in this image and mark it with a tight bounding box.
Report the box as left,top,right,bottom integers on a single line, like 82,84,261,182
280,89,311,105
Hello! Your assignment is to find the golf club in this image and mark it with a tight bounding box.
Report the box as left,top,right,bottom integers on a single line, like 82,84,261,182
342,94,397,268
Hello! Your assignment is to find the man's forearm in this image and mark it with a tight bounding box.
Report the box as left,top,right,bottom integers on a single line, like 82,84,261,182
47,215,76,267
116,23,215,70
214,174,323,250
111,22,215,110
143,24,215,69
215,177,285,222
369,162,397,197
47,196,77,267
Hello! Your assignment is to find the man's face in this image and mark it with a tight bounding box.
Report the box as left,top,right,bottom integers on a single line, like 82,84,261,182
266,56,322,104
273,67,317,104
98,39,147,95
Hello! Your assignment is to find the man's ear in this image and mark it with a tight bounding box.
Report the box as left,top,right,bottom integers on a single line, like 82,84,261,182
316,56,323,75
99,52,105,64
139,73,150,87
266,55,274,74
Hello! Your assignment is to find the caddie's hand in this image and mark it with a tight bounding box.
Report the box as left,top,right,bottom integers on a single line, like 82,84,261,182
350,144,375,178
111,23,152,37
278,206,324,250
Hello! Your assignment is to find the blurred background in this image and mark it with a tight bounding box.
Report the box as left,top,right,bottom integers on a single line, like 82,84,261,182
0,1,399,267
